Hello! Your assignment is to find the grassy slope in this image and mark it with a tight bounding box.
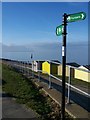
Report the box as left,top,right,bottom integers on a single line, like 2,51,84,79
2,63,52,120
2,63,73,120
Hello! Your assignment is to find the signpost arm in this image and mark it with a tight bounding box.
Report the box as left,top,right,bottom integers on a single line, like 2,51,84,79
61,13,67,120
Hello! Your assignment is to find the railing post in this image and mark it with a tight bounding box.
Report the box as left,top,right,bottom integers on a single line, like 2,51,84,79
26,62,27,74
38,61,40,82
28,61,29,77
26,61,28,75
22,62,24,74
20,61,22,72
20,61,21,72
23,62,24,74
67,66,71,104
25,62,26,74
21,61,22,73
24,62,25,73
38,70,40,82
32,61,34,78
48,74,51,89
48,61,51,89
24,62,25,74
19,62,20,71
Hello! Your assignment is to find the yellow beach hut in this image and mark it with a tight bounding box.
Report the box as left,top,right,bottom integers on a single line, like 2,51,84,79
42,60,60,75
75,65,90,82
58,62,80,77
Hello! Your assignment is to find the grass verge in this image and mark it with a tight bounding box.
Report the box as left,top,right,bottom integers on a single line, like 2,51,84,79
2,63,73,120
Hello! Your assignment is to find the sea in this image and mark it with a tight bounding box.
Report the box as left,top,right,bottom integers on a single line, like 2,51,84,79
1,42,88,65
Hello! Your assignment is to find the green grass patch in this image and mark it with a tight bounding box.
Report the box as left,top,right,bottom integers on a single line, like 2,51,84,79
2,64,53,119
2,63,74,120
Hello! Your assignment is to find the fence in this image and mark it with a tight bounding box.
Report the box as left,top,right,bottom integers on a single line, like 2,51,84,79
8,60,90,106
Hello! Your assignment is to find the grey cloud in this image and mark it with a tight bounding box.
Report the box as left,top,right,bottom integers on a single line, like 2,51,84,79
1,42,88,65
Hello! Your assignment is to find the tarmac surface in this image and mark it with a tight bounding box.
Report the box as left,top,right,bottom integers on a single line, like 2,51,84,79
2,93,38,119
1,89,39,119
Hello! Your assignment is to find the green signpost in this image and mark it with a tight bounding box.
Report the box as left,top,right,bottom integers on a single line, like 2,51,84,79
56,25,64,36
67,12,86,22
56,11,86,120
56,12,86,36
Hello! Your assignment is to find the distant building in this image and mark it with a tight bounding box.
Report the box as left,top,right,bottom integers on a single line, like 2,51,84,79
75,65,90,82
42,60,60,75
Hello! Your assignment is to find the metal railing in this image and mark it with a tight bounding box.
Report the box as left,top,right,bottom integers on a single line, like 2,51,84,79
12,63,90,105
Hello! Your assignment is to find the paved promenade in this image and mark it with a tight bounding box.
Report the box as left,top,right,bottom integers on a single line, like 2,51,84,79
29,74,90,119
1,92,38,119
2,95,38,119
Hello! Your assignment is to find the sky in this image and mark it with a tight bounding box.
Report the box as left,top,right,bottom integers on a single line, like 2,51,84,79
1,2,89,65
2,2,88,45
1,0,89,2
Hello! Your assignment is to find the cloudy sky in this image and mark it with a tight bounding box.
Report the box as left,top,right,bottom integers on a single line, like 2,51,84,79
1,1,88,65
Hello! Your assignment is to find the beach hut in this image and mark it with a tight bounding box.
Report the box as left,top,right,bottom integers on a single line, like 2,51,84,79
75,65,90,82
32,60,44,72
58,62,80,77
42,60,60,75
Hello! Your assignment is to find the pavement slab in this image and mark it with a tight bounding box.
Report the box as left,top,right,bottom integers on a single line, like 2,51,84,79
2,92,39,119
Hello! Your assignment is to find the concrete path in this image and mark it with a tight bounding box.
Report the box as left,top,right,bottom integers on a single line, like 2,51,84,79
2,92,39,119
31,77,90,119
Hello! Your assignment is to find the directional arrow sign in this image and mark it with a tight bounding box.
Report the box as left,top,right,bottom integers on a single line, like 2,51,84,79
56,25,64,36
67,12,86,23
